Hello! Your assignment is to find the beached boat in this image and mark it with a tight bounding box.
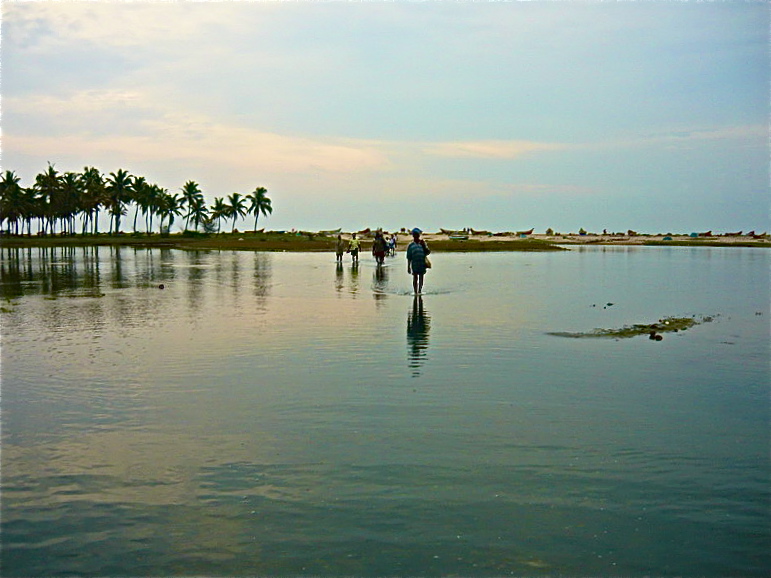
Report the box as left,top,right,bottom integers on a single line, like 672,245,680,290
449,234,469,241
516,228,534,236
471,229,491,236
440,228,463,235
698,231,713,237
318,228,342,236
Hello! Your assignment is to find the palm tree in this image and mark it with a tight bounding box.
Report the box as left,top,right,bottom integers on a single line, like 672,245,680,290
106,169,132,233
130,176,149,233
144,184,163,234
80,167,106,235
188,195,209,232
158,191,183,235
246,186,272,231
59,172,82,234
209,197,228,234
20,186,39,236
225,192,247,233
34,163,63,234
180,181,203,232
0,170,24,235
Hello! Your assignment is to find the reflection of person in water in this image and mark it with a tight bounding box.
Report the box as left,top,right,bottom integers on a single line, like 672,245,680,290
407,295,431,377
373,263,389,302
335,261,344,293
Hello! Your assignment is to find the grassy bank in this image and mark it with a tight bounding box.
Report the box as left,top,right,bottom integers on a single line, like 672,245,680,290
0,231,568,252
1,231,768,252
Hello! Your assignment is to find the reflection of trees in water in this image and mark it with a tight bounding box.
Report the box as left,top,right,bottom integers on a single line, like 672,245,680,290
407,296,431,377
0,246,106,298
253,252,272,308
1,247,31,299
230,251,241,294
185,250,207,311
0,247,274,330
109,246,128,289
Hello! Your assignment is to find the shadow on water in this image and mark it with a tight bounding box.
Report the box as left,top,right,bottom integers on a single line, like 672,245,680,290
406,295,431,377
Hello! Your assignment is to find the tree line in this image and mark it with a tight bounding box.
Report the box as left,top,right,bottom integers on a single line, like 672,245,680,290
0,163,272,236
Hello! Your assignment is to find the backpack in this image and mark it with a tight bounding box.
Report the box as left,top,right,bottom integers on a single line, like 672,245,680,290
410,241,426,261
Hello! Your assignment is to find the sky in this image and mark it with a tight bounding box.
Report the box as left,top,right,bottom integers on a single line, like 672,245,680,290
2,1,768,234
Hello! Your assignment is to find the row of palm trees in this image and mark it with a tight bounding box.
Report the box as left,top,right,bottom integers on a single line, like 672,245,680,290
0,164,272,236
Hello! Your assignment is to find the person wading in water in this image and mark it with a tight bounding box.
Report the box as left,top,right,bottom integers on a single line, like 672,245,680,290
406,228,430,294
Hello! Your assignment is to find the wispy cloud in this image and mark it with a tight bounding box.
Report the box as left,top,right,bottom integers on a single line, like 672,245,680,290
598,124,769,152
4,87,391,176
6,127,390,177
423,140,570,160
4,2,249,51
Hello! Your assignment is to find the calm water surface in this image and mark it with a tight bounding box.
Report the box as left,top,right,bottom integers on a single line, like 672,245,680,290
1,245,769,576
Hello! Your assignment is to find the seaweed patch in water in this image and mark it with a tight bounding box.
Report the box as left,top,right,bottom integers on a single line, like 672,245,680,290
548,315,712,339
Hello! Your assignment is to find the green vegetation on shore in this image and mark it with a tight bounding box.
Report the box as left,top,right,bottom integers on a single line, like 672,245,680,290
0,231,568,252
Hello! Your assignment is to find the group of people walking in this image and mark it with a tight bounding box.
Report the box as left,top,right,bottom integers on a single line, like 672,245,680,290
335,228,430,294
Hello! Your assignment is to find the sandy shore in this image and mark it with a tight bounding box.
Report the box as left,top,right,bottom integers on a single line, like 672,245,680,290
419,231,770,248
1,230,768,251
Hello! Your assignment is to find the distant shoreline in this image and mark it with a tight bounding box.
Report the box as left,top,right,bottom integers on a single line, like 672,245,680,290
1,230,768,252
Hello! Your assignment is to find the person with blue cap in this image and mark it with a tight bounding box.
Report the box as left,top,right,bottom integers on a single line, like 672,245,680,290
406,228,430,294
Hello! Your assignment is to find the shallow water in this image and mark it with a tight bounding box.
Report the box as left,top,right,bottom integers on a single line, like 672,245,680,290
1,245,769,576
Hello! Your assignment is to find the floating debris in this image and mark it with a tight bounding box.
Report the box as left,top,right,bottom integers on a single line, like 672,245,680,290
548,315,709,339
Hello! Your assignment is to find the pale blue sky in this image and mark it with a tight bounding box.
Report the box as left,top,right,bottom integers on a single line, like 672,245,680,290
2,1,768,233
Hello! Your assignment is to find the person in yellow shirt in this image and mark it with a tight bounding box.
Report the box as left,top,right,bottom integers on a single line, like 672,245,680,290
347,233,361,264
